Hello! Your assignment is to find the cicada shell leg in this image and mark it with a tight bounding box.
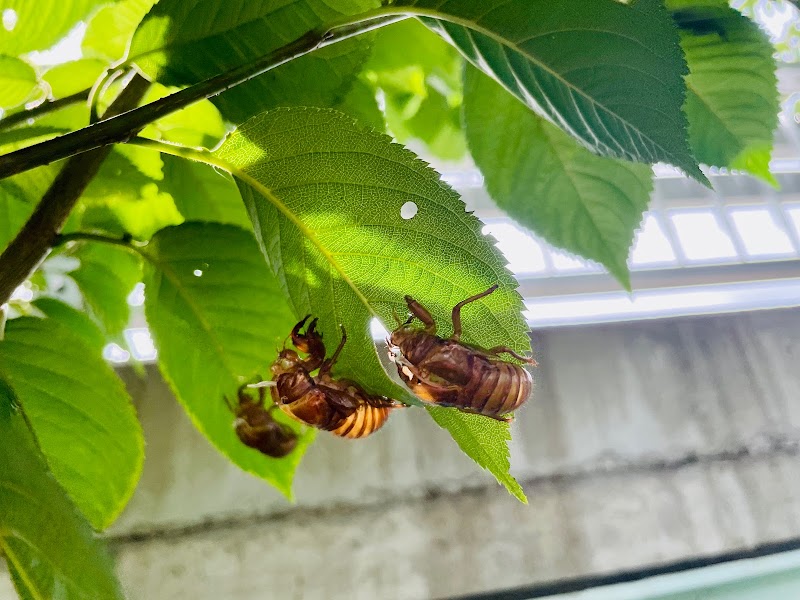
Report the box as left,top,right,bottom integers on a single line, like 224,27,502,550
404,295,437,334
486,345,537,366
450,284,499,341
319,325,346,377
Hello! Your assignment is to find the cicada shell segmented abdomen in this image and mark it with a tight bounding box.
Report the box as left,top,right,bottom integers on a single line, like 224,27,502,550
388,285,535,422
330,403,395,439
269,317,404,439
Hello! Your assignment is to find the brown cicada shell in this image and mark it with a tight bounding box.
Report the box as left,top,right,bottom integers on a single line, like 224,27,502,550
387,285,535,422
225,383,298,458
268,316,404,439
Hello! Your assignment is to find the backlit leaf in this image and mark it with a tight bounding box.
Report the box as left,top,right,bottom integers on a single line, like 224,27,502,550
393,0,706,181
0,382,124,600
669,0,779,185
464,67,653,289
0,55,40,110
0,317,144,529
160,155,251,228
142,222,314,499
69,243,143,336
214,107,530,499
0,0,106,55
128,0,375,122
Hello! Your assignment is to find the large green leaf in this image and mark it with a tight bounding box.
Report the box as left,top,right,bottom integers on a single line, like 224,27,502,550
0,55,39,110
0,316,144,529
142,222,314,499
69,243,143,336
464,67,653,289
0,0,106,55
214,107,529,499
669,0,779,185
391,0,705,181
160,155,251,228
0,382,124,600
128,0,377,122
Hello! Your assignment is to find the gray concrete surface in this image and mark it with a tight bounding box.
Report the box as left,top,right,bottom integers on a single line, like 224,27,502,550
2,309,800,599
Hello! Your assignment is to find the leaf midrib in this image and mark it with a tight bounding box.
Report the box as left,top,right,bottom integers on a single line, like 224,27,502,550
394,5,687,164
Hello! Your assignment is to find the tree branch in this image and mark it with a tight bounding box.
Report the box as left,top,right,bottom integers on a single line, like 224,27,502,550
0,74,151,305
0,90,90,133
0,13,404,180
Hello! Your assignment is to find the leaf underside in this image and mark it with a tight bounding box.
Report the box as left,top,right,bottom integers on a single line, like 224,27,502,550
464,66,653,289
129,0,375,122
0,317,145,530
394,0,705,182
0,382,124,600
214,106,530,500
143,222,315,500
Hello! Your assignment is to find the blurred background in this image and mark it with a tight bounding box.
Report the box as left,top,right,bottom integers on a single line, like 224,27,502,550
4,0,800,599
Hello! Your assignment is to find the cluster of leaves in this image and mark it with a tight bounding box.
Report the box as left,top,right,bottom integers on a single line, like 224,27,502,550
0,0,785,596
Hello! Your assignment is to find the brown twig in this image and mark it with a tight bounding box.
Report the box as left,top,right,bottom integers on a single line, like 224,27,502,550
0,73,151,305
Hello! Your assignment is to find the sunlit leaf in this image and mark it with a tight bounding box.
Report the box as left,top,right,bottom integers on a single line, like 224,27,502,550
214,107,530,499
143,222,314,499
669,0,779,185
0,317,144,529
0,382,124,600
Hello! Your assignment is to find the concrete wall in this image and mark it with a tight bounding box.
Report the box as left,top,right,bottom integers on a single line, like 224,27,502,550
3,309,800,599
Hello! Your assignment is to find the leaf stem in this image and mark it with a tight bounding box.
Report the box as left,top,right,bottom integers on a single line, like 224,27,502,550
0,73,151,305
54,232,145,255
0,13,405,179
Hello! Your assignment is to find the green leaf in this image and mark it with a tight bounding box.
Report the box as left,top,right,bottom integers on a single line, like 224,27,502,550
160,155,251,228
128,0,374,122
0,316,144,529
80,148,184,239
0,0,106,55
464,67,653,289
31,297,107,351
0,55,40,110
394,0,706,182
83,0,157,62
365,18,466,160
669,0,779,185
142,222,314,499
214,107,530,499
335,79,385,131
42,59,108,99
0,382,124,600
428,407,526,503
139,82,228,149
68,243,143,336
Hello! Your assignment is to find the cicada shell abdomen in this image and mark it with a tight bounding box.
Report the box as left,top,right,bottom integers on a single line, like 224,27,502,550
270,317,404,438
226,384,298,458
389,285,535,422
